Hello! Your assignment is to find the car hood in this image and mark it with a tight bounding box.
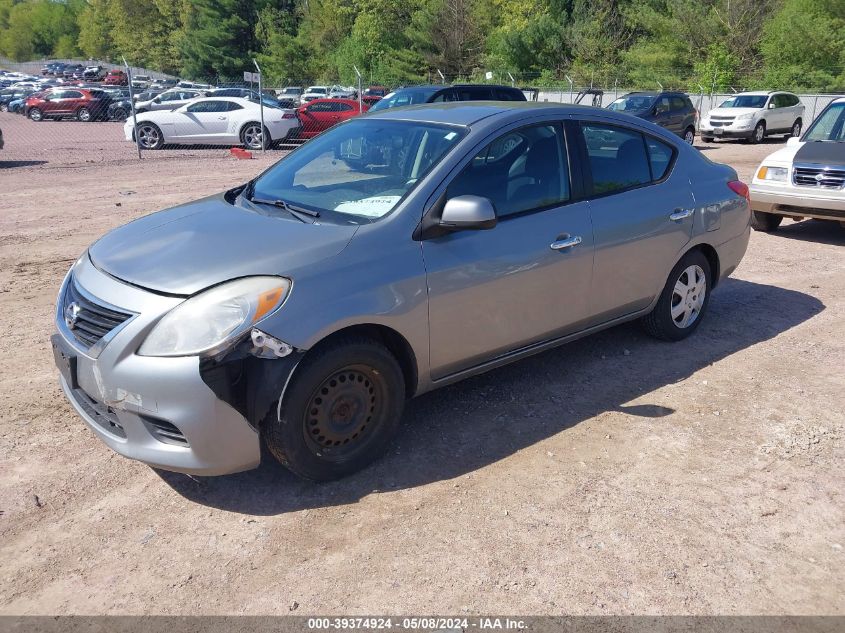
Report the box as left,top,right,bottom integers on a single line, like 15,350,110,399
89,194,358,296
706,107,759,118
760,143,803,165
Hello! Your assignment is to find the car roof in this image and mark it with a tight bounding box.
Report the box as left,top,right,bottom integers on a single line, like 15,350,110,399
366,101,618,126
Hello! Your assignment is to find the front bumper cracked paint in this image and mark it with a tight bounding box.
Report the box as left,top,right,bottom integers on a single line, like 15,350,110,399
52,255,263,475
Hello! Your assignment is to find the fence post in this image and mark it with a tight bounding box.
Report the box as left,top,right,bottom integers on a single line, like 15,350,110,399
123,56,142,160
565,75,573,104
253,59,265,154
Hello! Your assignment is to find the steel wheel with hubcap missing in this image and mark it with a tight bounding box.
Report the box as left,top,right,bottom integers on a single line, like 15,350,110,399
265,337,405,481
137,123,163,149
642,250,712,341
241,123,266,150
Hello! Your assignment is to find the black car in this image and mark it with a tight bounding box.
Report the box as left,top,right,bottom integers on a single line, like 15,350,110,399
62,64,85,79
42,62,66,76
607,91,699,144
107,99,133,120
82,66,107,81
368,84,527,111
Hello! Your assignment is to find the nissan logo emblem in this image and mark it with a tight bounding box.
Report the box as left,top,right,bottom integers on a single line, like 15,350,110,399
64,302,81,329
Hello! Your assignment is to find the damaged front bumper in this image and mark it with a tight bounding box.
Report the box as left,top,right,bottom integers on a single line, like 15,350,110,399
51,255,301,476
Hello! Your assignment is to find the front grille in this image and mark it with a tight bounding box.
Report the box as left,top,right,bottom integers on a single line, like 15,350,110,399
141,416,189,446
71,387,126,438
710,116,735,124
793,165,845,189
63,278,132,350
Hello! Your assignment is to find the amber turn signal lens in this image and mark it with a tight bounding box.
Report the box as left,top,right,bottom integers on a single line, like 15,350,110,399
757,166,768,180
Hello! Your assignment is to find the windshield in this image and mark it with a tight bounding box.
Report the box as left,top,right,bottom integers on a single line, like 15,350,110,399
250,119,464,221
804,102,845,142
368,88,439,112
719,95,768,109
607,95,656,112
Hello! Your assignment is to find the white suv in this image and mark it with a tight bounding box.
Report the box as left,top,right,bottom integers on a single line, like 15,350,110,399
700,91,804,144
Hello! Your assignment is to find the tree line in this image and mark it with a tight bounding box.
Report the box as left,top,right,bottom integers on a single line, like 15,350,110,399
1,0,843,91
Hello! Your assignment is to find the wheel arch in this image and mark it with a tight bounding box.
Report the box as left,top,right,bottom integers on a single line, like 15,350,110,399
685,243,720,288
299,323,419,399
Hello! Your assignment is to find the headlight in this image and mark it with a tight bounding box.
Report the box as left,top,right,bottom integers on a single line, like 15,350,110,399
138,276,291,357
756,166,788,182
736,113,754,121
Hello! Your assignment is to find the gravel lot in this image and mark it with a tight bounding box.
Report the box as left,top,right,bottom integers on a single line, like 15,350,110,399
0,114,843,615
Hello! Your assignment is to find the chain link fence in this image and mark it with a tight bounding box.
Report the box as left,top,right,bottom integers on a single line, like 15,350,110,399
2,57,843,167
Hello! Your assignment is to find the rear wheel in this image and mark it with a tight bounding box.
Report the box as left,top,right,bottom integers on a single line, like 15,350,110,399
683,126,695,145
264,338,405,481
642,250,711,341
136,122,163,149
751,211,783,232
241,122,269,150
111,107,127,120
0,103,7,112
76,106,92,122
28,107,43,121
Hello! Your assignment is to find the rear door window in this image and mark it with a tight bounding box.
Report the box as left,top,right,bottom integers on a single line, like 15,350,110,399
580,123,652,194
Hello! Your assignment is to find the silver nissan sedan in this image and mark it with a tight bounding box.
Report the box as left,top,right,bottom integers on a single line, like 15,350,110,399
51,102,751,480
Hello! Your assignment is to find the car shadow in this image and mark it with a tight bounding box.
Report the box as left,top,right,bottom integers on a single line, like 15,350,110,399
0,160,48,168
156,278,824,515
770,219,845,246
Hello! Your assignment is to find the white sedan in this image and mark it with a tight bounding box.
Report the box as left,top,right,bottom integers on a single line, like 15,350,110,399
123,97,299,150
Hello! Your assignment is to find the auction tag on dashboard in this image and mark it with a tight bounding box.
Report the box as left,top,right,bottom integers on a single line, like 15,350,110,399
334,195,401,218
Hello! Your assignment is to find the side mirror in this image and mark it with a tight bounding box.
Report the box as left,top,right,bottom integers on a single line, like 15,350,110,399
153,97,160,103
787,136,801,147
440,195,497,231
768,102,776,109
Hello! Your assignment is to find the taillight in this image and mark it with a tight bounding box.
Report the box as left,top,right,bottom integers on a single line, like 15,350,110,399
728,180,750,203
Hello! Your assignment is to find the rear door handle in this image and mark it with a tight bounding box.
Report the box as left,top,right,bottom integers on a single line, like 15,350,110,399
550,235,582,251
669,208,694,221
217,116,226,120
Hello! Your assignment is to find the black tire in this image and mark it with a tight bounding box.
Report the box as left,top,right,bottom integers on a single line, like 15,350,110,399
642,250,712,342
701,136,714,143
28,107,43,122
111,108,127,120
749,121,766,144
135,122,163,149
0,103,7,112
240,122,269,150
790,119,802,138
264,337,406,481
76,106,92,122
683,126,695,145
751,211,783,232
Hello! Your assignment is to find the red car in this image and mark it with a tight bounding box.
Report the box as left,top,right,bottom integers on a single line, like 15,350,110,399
103,70,128,86
26,88,113,122
295,98,368,139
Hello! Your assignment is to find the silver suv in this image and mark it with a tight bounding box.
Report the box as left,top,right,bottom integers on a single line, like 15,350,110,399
52,103,751,480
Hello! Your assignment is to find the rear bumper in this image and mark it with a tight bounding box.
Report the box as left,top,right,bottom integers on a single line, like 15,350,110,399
749,184,845,220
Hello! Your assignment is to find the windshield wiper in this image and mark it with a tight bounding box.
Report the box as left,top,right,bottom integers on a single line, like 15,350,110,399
248,196,321,223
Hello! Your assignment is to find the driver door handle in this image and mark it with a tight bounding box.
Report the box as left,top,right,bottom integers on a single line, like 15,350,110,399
550,235,582,251
669,208,694,221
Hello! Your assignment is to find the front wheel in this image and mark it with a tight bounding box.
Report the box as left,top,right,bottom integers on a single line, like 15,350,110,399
790,119,802,138
749,121,766,144
642,250,711,341
0,103,7,112
264,338,405,481
76,107,92,122
136,122,163,149
751,211,783,232
701,136,714,143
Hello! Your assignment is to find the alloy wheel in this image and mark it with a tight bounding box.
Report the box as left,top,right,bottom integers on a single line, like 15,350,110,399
792,122,801,137
754,123,765,143
137,124,160,149
29,108,43,121
77,107,91,122
684,129,695,145
671,265,706,329
243,124,263,150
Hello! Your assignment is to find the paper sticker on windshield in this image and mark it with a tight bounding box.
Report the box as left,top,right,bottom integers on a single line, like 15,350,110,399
334,195,401,217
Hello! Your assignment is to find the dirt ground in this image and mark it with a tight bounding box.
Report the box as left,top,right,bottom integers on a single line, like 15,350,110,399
0,114,843,616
